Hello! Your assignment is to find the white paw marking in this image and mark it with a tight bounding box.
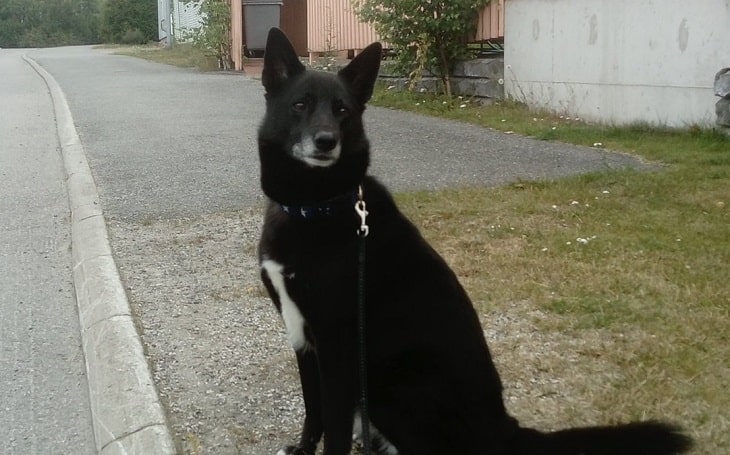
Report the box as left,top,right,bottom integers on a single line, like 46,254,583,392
262,259,310,352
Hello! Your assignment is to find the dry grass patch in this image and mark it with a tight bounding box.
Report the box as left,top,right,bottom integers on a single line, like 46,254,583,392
106,43,219,71
395,153,727,453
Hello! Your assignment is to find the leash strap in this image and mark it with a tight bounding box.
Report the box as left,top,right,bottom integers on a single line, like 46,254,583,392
355,186,371,455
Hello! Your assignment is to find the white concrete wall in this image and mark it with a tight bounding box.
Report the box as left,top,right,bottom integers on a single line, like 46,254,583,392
504,0,730,127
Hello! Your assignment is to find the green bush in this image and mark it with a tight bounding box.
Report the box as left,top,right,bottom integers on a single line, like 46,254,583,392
0,0,101,48
355,0,491,96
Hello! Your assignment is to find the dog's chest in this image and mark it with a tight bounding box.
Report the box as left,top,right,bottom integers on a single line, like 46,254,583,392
260,229,359,352
260,258,310,352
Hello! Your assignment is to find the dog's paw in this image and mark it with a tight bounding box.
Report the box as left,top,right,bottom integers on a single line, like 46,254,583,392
276,446,315,455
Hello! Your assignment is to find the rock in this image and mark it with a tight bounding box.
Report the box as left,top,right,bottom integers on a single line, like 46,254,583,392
716,97,730,127
714,67,730,98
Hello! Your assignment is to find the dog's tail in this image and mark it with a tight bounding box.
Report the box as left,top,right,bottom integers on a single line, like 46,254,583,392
513,420,693,455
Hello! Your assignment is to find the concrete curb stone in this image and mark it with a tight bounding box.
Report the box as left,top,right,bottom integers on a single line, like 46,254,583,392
23,54,176,455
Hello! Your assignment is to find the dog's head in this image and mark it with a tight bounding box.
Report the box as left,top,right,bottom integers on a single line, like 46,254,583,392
258,28,382,204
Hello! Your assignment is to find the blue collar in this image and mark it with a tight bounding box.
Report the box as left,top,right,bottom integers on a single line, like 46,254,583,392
280,189,359,219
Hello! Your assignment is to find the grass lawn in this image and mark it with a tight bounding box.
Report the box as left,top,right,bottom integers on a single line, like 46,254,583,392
374,87,728,454
112,46,728,452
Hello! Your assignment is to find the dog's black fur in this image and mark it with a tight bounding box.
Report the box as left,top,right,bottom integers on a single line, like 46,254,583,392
257,28,692,455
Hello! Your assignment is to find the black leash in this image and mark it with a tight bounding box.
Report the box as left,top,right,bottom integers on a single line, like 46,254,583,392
355,186,371,455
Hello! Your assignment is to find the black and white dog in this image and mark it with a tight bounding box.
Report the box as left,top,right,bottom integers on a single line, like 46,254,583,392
256,28,692,455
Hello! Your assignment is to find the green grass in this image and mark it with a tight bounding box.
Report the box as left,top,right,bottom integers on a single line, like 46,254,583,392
375,86,728,453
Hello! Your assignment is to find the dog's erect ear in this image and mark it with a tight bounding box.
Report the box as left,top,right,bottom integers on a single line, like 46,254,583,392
338,42,383,106
262,28,305,94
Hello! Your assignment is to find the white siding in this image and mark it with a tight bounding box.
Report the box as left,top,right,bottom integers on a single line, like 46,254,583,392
504,0,730,127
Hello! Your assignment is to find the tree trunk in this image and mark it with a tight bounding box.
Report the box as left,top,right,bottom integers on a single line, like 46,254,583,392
438,43,452,97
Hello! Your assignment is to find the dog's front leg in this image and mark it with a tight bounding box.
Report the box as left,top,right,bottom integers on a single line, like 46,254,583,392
282,349,324,455
317,341,358,455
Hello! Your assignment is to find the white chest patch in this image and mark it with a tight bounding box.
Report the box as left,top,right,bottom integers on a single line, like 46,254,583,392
261,259,310,352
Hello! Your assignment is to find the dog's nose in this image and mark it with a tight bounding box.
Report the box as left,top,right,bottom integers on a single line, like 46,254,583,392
313,131,338,152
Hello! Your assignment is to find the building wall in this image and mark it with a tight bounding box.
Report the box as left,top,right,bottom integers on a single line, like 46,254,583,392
172,0,204,41
307,0,379,53
307,0,504,53
504,0,730,127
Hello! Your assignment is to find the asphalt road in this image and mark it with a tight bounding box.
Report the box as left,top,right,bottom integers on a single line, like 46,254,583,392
0,49,95,454
28,46,647,223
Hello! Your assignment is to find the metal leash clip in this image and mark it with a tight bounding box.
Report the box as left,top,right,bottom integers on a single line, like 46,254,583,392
355,186,369,237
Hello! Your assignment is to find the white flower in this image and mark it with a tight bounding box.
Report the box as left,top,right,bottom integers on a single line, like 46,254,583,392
570,200,580,206
593,142,604,148
576,236,596,245
419,88,427,93
386,85,396,90
459,104,467,108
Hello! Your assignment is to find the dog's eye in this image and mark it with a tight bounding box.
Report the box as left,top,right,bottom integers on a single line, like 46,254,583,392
292,101,306,112
335,102,350,116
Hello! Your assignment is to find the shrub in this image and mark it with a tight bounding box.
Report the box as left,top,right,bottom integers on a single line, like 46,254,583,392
354,0,491,96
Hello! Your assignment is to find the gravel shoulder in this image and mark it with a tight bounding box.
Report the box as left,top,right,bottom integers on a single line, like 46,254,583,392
109,207,629,454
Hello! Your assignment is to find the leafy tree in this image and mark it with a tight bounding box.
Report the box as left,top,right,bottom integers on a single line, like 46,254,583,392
100,0,157,44
189,0,233,70
354,0,491,96
0,0,102,48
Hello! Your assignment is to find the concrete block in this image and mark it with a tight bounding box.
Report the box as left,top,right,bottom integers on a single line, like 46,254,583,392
72,214,113,265
100,425,176,455
454,58,504,79
83,316,172,451
73,254,132,330
452,78,504,99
